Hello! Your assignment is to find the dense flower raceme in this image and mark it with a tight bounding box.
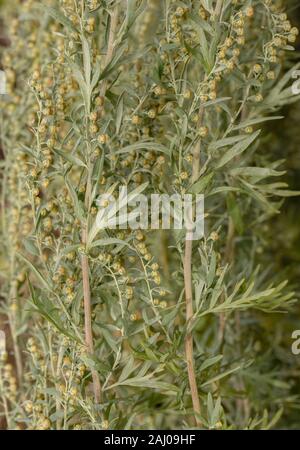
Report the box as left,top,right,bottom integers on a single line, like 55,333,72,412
0,0,300,430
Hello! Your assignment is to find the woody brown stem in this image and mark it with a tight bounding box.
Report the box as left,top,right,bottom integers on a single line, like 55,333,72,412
81,244,101,403
81,4,119,405
184,237,202,427
183,5,221,415
183,106,205,427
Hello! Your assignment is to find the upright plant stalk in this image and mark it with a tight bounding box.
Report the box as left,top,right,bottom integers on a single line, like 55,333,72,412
183,0,223,424
81,3,119,406
81,252,101,403
1,0,299,431
183,107,205,427
81,152,101,402
183,239,201,426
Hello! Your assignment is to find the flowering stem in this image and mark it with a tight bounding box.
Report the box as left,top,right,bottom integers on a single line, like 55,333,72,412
184,237,202,427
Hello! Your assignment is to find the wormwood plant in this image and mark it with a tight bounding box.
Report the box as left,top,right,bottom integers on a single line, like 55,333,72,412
0,0,300,430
